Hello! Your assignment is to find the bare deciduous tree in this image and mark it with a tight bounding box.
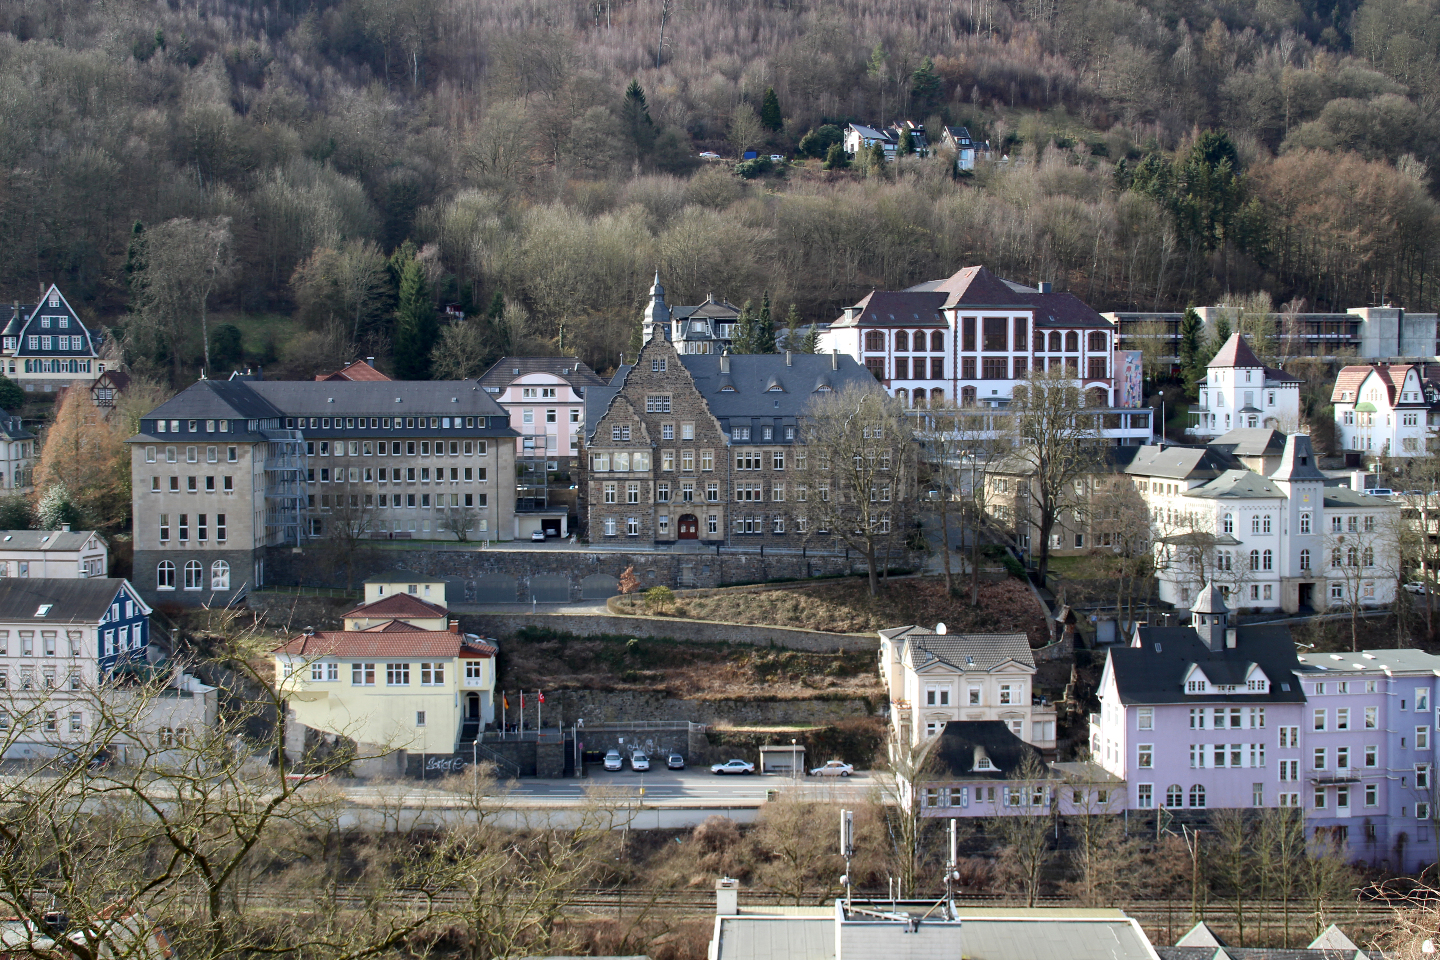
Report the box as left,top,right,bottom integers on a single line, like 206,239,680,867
797,385,912,596
131,217,234,383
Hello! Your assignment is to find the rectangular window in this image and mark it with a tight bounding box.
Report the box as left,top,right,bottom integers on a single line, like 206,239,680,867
1314,709,1326,731
1137,744,1153,768
159,514,169,542
1337,708,1350,730
420,662,445,685
1366,706,1378,728
352,663,375,685
1314,747,1327,770
386,663,410,685
1138,707,1153,730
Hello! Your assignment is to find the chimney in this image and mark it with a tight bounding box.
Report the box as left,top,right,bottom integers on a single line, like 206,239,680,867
366,357,375,365
831,349,839,370
303,626,315,637
61,524,70,533
785,351,792,366
720,351,730,374
1037,281,1052,294
449,619,460,634
1225,627,1237,649
716,878,739,917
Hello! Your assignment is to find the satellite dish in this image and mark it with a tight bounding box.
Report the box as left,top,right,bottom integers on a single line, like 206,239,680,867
936,622,947,635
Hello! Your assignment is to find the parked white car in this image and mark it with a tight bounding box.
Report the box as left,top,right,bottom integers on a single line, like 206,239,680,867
710,759,755,775
631,752,650,771
809,760,854,777
603,749,623,771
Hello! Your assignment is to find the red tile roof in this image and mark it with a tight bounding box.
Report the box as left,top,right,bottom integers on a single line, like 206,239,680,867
274,631,495,658
315,359,390,382
359,619,430,632
1331,365,1373,402
343,593,448,619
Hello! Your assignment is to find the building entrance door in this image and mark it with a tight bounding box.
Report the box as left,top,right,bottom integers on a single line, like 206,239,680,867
467,693,481,720
678,514,699,539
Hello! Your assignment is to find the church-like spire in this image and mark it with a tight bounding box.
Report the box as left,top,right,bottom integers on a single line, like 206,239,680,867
642,270,670,344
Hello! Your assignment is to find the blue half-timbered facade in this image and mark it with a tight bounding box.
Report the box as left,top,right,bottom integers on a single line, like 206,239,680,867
1,285,105,392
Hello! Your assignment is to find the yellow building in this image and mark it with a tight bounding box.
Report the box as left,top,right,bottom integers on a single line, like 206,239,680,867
342,593,450,631
274,624,496,761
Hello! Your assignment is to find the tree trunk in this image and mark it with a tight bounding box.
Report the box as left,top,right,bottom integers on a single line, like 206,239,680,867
939,490,953,594
866,548,879,596
970,504,980,606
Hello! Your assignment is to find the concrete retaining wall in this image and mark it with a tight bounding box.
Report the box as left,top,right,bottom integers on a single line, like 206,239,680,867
458,612,877,653
536,688,873,727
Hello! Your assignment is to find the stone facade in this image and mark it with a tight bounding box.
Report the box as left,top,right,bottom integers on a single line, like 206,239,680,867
585,337,729,543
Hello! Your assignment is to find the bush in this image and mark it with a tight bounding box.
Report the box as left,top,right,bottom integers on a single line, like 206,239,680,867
643,585,677,614
823,143,850,170
733,157,773,179
0,376,23,412
798,124,844,158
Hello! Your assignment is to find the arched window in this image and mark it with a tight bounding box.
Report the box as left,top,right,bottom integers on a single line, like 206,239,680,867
184,560,203,591
1300,548,1311,570
1189,784,1206,808
864,330,885,352
894,389,909,406
1363,547,1374,567
1086,387,1108,408
1065,331,1079,352
1347,546,1358,567
157,561,175,590
930,331,944,352
1048,332,1062,352
211,560,230,591
894,330,909,352
930,388,944,403
913,392,928,409
1249,550,1260,571
960,386,977,406
1165,784,1184,808
1263,549,1273,571
1088,332,1107,352
1222,513,1234,534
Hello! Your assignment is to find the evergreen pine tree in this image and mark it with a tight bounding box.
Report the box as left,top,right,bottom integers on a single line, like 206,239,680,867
910,57,942,112
1212,314,1233,352
783,303,804,351
393,256,438,380
123,221,146,304
732,300,757,354
1178,306,1207,396
760,88,783,132
621,80,656,162
754,293,777,353
799,326,820,354
897,127,914,155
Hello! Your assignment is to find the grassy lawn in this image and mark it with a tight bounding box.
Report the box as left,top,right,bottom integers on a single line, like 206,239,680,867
209,310,300,359
1045,555,1113,579
616,575,1050,645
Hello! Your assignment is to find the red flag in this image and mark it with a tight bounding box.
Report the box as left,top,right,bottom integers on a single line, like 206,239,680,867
520,692,525,709
539,691,545,704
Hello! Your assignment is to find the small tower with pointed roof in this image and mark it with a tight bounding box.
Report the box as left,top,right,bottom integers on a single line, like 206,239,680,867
642,271,670,345
1191,583,1229,651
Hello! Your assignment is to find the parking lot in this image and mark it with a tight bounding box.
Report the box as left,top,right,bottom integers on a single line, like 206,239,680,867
503,765,879,805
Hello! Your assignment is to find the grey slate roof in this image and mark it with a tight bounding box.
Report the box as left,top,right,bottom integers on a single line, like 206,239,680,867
476,357,605,393
1270,434,1326,481
0,529,103,551
1322,489,1381,508
827,290,947,328
893,630,1035,672
1125,444,1241,481
585,351,878,444
144,379,286,423
0,577,129,623
1113,625,1304,705
929,720,1044,780
1209,428,1287,457
714,917,833,960
247,380,510,419
1184,468,1285,500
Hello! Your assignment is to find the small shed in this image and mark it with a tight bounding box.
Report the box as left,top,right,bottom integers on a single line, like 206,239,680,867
758,743,805,776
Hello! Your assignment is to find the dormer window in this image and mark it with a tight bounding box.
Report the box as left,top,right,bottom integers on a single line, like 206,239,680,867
975,757,994,771
1186,679,1208,693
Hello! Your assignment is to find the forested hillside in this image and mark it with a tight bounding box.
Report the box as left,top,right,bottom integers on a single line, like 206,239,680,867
4,0,1439,377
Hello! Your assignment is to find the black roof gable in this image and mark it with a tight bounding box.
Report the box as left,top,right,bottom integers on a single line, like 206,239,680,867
1111,624,1304,705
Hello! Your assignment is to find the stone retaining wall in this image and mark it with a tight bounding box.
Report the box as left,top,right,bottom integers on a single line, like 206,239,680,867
457,612,877,653
263,544,884,598
535,688,874,727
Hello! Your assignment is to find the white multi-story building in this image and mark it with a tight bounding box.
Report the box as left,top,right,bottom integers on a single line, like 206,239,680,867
1188,333,1302,438
1331,362,1440,457
1129,433,1398,614
0,527,107,578
877,625,1056,751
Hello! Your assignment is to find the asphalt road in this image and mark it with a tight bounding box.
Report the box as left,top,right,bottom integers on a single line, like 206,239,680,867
342,767,881,808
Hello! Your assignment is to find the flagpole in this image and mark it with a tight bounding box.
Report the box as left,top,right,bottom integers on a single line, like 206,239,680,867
502,691,506,739
538,689,542,732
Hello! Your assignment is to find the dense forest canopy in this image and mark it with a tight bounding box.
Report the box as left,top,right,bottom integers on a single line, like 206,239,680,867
3,0,1440,377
